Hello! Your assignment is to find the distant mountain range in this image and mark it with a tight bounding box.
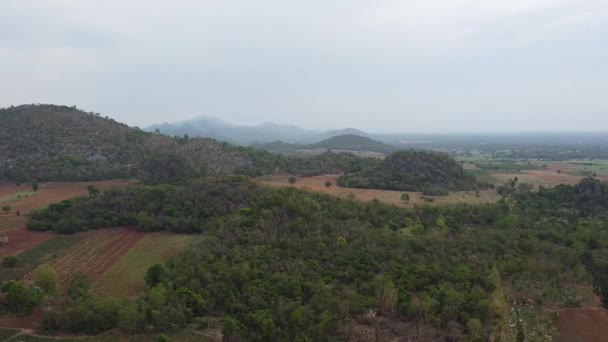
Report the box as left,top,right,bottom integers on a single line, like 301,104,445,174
145,117,372,145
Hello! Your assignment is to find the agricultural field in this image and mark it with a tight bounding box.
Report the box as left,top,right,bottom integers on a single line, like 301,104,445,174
459,158,608,189
0,180,134,215
0,216,25,232
0,234,81,283
258,175,501,206
29,228,147,291
94,233,200,298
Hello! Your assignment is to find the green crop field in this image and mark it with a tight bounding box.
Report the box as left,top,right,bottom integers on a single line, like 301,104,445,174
93,233,201,298
0,235,81,282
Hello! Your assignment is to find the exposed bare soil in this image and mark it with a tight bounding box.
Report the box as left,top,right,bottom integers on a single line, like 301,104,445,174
557,295,608,342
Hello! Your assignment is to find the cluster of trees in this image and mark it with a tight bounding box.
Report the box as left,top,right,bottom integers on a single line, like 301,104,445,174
0,264,58,315
25,177,608,339
337,151,482,194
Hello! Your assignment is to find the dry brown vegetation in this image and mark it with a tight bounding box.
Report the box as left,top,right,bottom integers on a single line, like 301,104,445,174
258,174,501,206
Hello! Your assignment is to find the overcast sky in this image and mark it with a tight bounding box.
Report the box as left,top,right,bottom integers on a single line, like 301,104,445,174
1,1,607,132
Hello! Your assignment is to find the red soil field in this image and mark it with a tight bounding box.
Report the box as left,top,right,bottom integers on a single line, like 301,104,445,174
0,227,54,259
557,295,608,341
21,227,146,289
0,183,31,197
3,179,134,214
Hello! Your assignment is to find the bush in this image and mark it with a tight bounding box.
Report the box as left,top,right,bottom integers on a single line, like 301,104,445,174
2,256,18,268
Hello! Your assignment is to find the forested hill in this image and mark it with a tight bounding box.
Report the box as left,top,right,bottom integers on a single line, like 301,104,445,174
256,134,400,155
338,150,480,193
306,134,400,154
0,105,264,182
0,104,379,183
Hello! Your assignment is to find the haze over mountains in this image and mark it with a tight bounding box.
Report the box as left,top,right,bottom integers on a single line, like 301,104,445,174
145,117,372,145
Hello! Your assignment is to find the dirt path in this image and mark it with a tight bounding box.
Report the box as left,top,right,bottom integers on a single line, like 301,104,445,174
557,295,608,341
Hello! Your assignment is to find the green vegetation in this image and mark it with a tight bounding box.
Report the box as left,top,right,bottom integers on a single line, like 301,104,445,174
256,134,400,155
0,235,81,282
305,134,400,154
93,234,197,298
0,328,19,341
338,150,481,193
0,105,386,184
17,177,608,340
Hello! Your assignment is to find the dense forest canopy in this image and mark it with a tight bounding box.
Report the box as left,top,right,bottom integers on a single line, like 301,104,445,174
337,151,481,193
21,177,608,340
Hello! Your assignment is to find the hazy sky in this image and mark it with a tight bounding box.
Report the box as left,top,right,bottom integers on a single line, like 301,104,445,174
1,1,607,132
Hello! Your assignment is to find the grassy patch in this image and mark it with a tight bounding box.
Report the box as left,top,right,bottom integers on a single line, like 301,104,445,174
0,216,26,232
93,234,200,298
0,328,19,341
0,191,37,204
0,235,81,282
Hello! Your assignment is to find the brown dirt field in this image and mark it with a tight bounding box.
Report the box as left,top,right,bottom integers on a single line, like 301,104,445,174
21,227,146,290
258,175,501,207
3,179,134,214
0,183,31,197
0,227,54,259
0,215,27,231
0,308,46,330
557,295,608,342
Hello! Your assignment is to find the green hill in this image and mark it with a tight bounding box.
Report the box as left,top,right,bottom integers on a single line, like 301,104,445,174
0,104,277,183
256,134,400,155
305,134,400,154
0,105,379,183
338,150,480,193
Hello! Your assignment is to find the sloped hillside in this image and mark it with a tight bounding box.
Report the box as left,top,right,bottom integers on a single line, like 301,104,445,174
0,104,272,183
306,134,400,154
0,105,378,183
337,150,480,193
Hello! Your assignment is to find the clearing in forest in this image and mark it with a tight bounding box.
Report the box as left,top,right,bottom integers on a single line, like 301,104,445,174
557,295,608,341
0,179,134,214
20,228,145,290
258,175,501,206
93,233,200,298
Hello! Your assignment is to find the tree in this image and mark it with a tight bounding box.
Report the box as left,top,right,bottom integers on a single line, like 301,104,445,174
68,274,91,300
32,180,39,191
373,275,398,314
222,317,242,341
401,193,410,203
1,205,10,214
87,185,100,196
145,264,168,288
324,181,332,188
34,264,58,296
3,282,41,314
156,333,170,342
3,256,18,268
288,176,297,184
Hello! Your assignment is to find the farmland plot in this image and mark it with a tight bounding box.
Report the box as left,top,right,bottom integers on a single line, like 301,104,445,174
94,233,200,298
21,228,145,289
